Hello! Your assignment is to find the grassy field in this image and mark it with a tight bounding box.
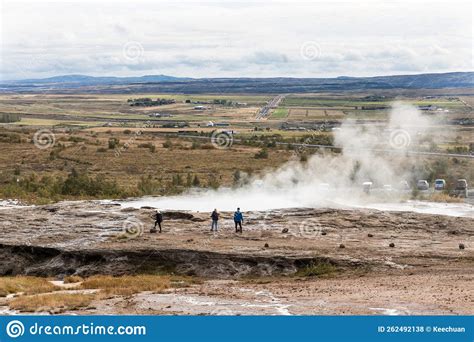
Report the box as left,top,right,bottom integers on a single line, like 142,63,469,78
270,108,289,118
0,91,472,204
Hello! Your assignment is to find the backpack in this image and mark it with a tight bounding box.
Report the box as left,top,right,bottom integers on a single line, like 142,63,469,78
155,212,163,222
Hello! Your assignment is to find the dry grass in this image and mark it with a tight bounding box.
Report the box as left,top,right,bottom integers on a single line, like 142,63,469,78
428,193,464,203
63,275,84,284
3,275,200,313
81,275,171,296
9,293,94,312
0,276,58,297
296,262,338,277
0,127,292,204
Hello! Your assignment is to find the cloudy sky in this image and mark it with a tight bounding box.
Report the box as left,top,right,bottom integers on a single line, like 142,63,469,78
0,0,472,80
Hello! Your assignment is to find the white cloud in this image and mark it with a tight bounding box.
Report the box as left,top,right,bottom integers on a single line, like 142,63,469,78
0,0,472,80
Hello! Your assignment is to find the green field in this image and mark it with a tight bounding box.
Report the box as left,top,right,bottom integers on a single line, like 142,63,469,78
271,108,289,118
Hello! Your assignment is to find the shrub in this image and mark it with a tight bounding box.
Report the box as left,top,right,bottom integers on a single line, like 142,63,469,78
254,148,268,159
137,175,161,195
108,138,119,149
207,174,220,189
192,175,201,187
296,262,337,277
138,142,156,153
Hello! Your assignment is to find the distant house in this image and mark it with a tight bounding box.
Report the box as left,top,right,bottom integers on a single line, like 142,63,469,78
418,105,437,111
148,113,173,118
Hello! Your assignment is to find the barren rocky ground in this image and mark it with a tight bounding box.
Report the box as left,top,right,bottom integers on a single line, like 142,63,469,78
0,201,472,315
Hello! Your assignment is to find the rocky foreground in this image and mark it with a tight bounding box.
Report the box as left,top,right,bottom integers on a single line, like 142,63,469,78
0,201,472,278
0,201,472,315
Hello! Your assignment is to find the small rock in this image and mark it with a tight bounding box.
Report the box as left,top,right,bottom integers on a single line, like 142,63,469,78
281,228,289,233
339,244,345,249
389,242,395,248
368,233,373,237
264,243,269,248
459,243,465,250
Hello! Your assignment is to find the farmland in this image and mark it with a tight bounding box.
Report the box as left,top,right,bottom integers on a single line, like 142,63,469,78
0,89,473,204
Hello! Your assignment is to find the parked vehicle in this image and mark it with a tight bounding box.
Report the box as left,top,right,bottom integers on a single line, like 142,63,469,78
454,179,468,198
362,181,373,194
434,179,446,191
417,180,429,191
383,184,393,192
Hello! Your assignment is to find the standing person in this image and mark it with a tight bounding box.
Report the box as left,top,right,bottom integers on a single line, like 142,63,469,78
210,209,219,232
233,207,243,233
151,210,163,233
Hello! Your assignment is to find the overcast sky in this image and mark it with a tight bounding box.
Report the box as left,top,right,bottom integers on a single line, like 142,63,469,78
0,0,472,80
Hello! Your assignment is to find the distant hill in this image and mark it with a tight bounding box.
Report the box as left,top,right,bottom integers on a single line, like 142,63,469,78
4,74,192,85
1,72,472,94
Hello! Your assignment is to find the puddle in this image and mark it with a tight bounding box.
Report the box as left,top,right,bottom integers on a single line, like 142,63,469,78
369,307,406,315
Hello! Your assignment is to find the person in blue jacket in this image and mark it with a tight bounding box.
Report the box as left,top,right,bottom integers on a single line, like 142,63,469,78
234,207,243,233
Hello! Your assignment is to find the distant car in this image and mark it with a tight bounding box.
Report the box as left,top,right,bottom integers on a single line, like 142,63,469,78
454,179,468,198
398,180,410,191
383,184,393,192
434,179,446,191
362,181,373,194
417,180,429,191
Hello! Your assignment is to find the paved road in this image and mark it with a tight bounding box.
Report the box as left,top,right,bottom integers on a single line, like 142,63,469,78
257,94,286,119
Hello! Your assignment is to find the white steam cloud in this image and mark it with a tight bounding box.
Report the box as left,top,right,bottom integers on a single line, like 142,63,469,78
119,103,468,215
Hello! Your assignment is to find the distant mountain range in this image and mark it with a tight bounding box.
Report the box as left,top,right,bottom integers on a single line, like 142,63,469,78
4,74,191,85
1,72,472,94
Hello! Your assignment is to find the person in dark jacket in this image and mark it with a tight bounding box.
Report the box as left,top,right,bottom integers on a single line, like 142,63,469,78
233,208,243,233
151,210,163,233
210,209,219,232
